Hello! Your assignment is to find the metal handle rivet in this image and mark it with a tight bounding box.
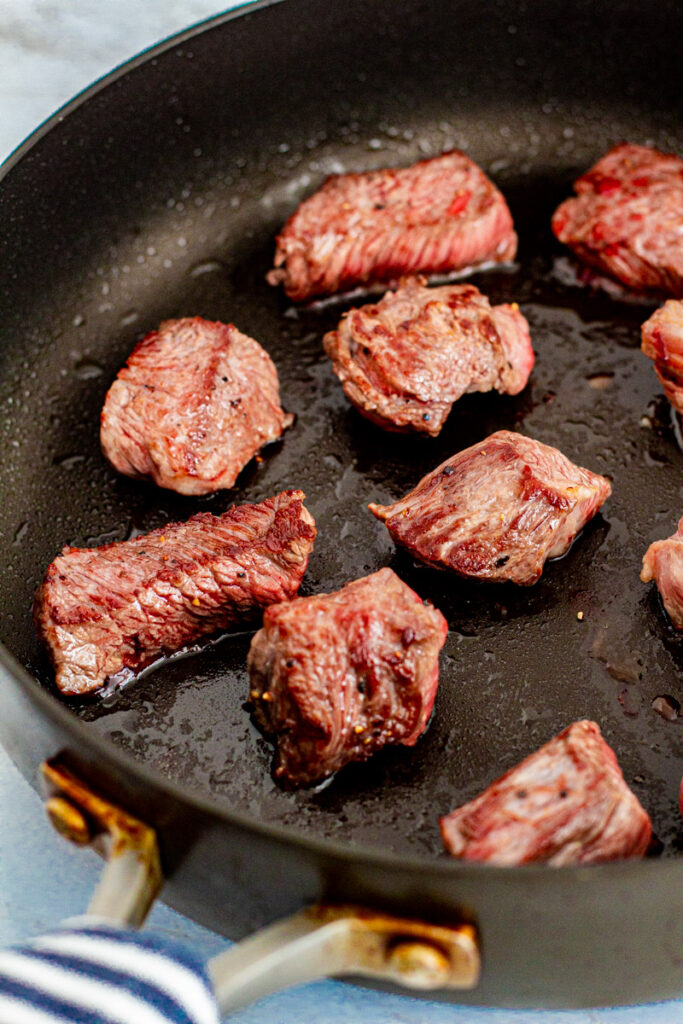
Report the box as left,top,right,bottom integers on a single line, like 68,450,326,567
387,940,451,989
46,795,92,846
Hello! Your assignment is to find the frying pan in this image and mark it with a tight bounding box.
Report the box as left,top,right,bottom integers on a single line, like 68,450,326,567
0,0,681,1009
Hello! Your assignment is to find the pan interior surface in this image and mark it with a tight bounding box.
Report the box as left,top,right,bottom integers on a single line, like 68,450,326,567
0,0,681,863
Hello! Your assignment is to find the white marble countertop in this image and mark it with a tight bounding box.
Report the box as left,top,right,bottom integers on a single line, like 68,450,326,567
0,3,680,1021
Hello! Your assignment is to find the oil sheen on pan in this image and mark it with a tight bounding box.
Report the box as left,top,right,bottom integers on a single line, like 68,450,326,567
0,26,681,862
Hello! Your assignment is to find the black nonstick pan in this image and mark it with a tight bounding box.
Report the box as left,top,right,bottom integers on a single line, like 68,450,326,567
0,0,681,1009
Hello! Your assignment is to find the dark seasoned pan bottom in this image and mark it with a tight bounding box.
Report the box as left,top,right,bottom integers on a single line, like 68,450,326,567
0,33,680,861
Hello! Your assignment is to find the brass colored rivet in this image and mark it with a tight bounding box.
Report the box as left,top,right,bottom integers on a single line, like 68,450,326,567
386,940,451,990
46,796,92,846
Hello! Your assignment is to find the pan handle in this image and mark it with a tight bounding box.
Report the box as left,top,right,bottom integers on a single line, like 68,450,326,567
42,759,162,927
209,904,479,1015
41,759,480,1014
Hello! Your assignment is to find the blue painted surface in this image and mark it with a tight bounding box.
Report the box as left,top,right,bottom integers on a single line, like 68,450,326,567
0,3,681,1021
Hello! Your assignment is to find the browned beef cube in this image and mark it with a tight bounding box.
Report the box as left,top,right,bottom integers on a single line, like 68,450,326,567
268,151,517,301
323,277,534,435
34,490,316,696
440,721,652,865
552,143,683,296
247,567,448,786
100,317,293,495
369,431,611,585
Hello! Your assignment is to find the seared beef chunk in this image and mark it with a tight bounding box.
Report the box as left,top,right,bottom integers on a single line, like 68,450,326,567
34,491,316,696
323,277,534,436
440,721,652,865
100,317,293,495
552,143,683,296
641,516,683,628
267,151,517,302
369,431,611,585
641,300,683,415
247,567,447,787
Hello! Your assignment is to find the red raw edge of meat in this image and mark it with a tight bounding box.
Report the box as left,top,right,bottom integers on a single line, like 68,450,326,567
33,490,316,697
641,514,683,629
551,143,683,297
440,720,652,865
268,150,517,302
641,299,683,416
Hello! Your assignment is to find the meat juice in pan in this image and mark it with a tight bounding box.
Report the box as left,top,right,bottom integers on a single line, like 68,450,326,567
8,142,682,859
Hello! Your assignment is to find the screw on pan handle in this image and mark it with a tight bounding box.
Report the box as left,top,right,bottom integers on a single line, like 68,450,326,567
386,938,453,988
41,758,163,928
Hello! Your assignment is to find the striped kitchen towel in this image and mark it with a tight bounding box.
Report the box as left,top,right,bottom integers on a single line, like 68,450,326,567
0,917,221,1024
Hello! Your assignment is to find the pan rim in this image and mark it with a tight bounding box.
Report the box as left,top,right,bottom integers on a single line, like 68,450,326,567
0,0,680,881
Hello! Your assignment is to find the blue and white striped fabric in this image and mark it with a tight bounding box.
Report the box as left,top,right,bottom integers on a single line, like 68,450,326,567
0,918,221,1024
